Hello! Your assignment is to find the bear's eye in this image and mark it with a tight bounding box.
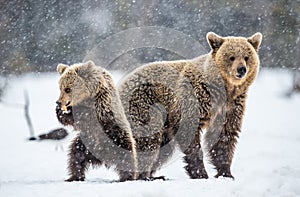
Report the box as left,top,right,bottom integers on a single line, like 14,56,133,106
229,56,235,61
244,57,249,62
64,88,71,93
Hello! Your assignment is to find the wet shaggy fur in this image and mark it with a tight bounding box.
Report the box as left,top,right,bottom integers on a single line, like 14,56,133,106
56,61,137,182
118,32,262,179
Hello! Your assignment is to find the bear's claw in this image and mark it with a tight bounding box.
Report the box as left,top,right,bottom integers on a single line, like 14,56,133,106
214,172,235,180
65,176,85,182
143,176,166,181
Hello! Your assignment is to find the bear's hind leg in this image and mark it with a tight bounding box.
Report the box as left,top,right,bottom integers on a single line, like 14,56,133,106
178,130,208,179
134,128,163,180
115,146,138,182
136,150,159,181
117,170,136,182
150,136,176,179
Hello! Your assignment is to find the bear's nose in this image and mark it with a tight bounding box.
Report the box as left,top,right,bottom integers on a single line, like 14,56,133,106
56,101,61,107
237,66,247,78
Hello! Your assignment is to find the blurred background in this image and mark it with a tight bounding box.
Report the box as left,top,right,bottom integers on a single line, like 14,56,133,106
0,0,300,95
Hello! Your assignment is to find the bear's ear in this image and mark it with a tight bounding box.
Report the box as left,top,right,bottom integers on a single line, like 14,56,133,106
82,60,95,71
207,32,224,51
75,60,95,75
57,63,68,75
84,60,95,70
247,32,262,51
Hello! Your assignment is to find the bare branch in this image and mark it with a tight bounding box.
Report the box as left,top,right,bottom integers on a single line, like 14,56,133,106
24,90,36,140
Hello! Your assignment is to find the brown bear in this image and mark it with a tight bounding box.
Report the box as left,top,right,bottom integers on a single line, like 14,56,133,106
55,60,137,182
118,32,262,180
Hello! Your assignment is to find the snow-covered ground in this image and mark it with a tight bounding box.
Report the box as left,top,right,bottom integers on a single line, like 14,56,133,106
0,69,299,197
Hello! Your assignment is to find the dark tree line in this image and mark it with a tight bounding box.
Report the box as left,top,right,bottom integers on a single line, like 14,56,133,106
0,0,299,75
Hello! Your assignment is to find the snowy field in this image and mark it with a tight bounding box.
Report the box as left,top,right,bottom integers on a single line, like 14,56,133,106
0,69,299,197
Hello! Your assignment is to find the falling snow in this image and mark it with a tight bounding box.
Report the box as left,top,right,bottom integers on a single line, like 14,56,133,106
1,0,299,75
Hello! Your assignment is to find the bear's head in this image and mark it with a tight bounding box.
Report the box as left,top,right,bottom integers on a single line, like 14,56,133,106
56,60,103,113
207,32,262,87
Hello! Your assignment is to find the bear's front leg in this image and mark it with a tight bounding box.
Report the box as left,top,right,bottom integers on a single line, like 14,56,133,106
207,95,245,179
66,136,102,182
56,105,74,126
208,130,238,179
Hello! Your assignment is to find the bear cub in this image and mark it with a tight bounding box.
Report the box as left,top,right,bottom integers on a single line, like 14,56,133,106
118,32,262,179
56,61,137,182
